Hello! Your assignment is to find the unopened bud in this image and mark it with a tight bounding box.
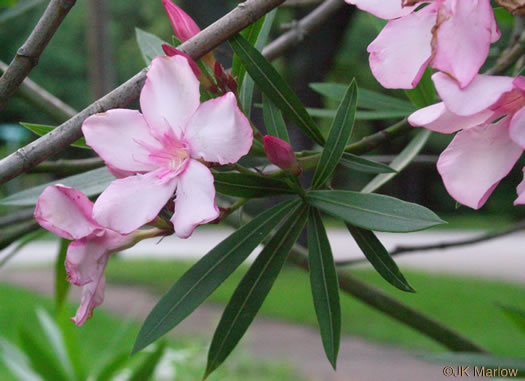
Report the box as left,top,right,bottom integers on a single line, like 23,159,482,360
162,0,200,42
264,135,301,175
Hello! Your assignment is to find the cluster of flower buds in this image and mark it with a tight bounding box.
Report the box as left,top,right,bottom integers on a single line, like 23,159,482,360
210,62,238,96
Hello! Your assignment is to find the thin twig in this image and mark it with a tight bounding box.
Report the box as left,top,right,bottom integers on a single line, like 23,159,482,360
0,0,287,186
262,0,345,61
335,220,525,267
0,59,77,123
0,220,41,251
486,17,525,75
222,204,487,353
31,157,105,175
0,0,77,111
0,208,35,228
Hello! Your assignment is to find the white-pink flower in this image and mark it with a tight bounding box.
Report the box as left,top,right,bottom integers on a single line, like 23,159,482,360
346,0,500,89
409,73,525,209
82,55,253,237
34,185,138,326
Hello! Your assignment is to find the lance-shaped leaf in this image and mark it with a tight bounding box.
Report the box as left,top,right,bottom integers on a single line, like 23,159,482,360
361,129,431,193
0,167,114,206
307,108,411,121
340,153,396,174
305,190,445,232
213,172,295,198
263,94,290,142
312,80,358,189
55,239,71,312
205,203,309,378
346,224,415,292
135,28,168,66
307,208,341,369
129,342,166,381
309,83,415,113
21,122,89,149
230,34,325,146
405,67,435,109
237,10,276,118
132,199,301,354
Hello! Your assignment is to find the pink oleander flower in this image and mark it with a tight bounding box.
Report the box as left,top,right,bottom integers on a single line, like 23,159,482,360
34,185,140,326
346,0,500,89
264,136,301,175
82,55,253,237
409,72,525,209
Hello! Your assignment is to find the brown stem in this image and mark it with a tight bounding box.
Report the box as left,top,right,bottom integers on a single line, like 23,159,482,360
0,0,77,111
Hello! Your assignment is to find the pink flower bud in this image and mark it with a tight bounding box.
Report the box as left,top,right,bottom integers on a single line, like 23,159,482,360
161,44,202,77
162,0,200,42
264,135,300,175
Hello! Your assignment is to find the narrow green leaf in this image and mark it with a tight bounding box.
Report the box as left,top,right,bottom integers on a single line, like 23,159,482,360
308,108,410,120
499,305,525,334
340,153,396,174
230,34,325,145
307,209,341,369
0,0,44,24
262,94,290,142
312,80,358,189
305,190,445,233
232,16,265,86
18,329,69,381
346,224,415,292
238,10,277,118
0,338,44,381
361,129,431,193
135,27,168,66
94,352,130,381
20,122,89,149
0,167,114,206
421,353,525,378
309,83,414,112
405,68,435,108
213,172,295,198
129,342,166,381
55,239,70,312
205,203,309,378
35,309,75,381
133,199,301,354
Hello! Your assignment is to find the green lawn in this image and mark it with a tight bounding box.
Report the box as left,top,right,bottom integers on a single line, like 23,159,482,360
0,284,300,381
105,259,525,357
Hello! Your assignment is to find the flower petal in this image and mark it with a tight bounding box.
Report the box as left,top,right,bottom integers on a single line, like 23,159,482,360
93,170,177,234
34,185,99,240
184,92,253,164
171,160,219,238
82,109,161,173
71,274,106,326
408,102,493,133
509,106,525,148
367,4,436,89
437,118,522,209
140,56,200,139
433,72,515,116
344,0,417,19
65,231,131,286
431,0,495,88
